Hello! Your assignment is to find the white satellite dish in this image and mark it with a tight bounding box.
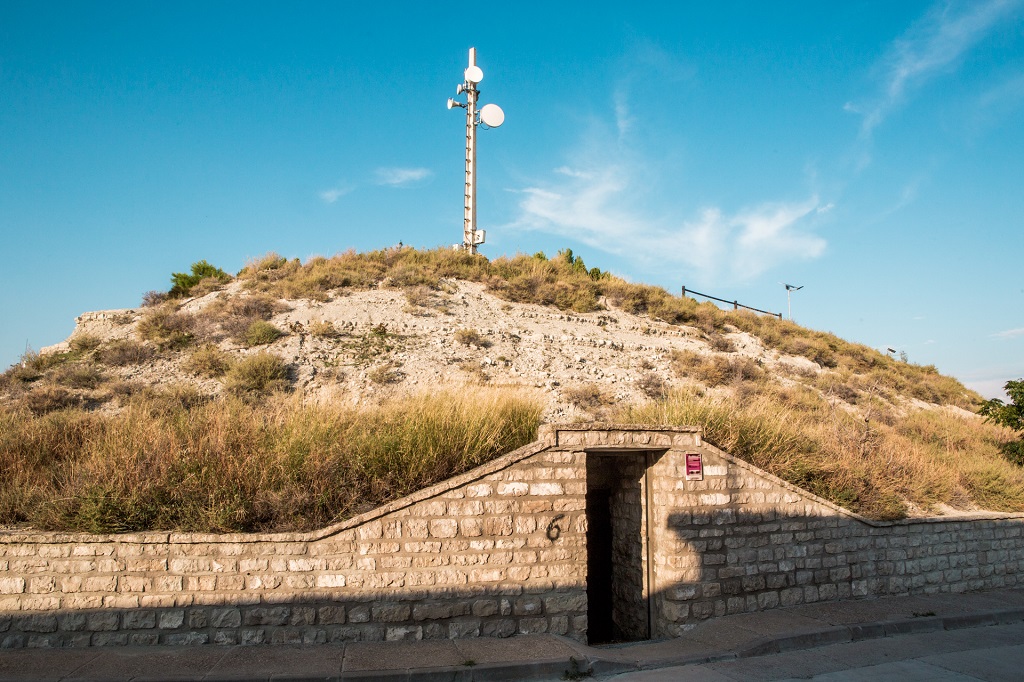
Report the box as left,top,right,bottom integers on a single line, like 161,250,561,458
479,103,504,128
464,65,484,84
447,98,456,110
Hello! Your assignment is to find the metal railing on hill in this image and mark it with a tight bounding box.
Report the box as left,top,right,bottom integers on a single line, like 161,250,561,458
681,286,783,319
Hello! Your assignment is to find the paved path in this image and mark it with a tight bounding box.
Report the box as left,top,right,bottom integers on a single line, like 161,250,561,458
605,621,1024,681
2,588,1024,680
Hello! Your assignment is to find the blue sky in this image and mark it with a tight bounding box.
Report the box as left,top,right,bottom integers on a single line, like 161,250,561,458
1,1,1022,398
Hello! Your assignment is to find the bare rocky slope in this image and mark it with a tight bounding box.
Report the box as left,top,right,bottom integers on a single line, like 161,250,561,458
49,278,834,422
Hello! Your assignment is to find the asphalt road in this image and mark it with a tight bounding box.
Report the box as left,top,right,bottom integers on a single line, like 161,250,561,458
603,621,1024,681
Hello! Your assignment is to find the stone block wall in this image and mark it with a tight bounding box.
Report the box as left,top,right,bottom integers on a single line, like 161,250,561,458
3,424,1024,649
0,437,595,648
639,438,1024,637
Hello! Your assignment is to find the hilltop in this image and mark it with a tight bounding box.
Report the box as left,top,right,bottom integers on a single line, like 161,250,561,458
2,247,1021,532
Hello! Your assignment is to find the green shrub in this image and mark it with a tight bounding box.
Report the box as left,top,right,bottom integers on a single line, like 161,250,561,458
244,321,284,347
169,260,232,298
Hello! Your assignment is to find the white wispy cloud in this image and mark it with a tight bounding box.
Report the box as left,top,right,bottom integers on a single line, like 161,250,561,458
853,0,1019,137
374,167,433,187
992,327,1024,339
319,183,352,204
509,161,827,285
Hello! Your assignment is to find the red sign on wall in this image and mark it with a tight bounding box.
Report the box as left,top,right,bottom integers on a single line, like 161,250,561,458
685,452,704,481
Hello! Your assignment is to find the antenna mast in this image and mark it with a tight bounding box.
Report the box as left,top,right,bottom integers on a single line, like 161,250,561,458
464,48,479,253
447,47,504,254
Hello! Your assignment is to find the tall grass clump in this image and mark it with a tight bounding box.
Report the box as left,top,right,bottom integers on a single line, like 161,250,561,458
614,386,1024,520
223,352,290,397
0,388,542,533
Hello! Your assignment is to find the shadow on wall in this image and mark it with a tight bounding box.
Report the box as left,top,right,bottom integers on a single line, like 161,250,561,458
0,583,589,649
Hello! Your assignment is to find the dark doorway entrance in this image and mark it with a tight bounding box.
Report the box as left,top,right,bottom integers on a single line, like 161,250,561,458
586,452,651,644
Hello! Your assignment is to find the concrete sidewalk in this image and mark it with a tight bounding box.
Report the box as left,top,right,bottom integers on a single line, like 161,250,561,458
3,588,1024,681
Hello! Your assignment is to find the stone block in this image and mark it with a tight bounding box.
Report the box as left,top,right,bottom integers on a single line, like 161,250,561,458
122,611,157,629
543,593,586,614
86,612,120,632
460,518,483,537
371,603,411,623
91,632,128,646
26,577,54,594
56,613,87,632
429,519,459,539
513,596,542,616
1,634,26,648
157,610,185,630
472,599,499,617
448,618,481,639
244,607,290,627
210,608,242,628
517,617,548,634
318,606,346,625
129,633,160,646
498,482,529,496
348,605,370,623
316,574,347,588
82,576,117,593
386,625,423,641
481,619,517,638
484,516,514,536
239,628,266,645
163,632,208,645
14,614,57,633
213,630,238,645
412,602,454,621
21,596,59,611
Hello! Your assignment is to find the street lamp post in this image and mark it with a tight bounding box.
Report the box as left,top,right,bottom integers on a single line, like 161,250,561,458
782,283,803,322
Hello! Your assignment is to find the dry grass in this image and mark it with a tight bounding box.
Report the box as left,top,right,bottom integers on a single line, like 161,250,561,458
671,350,764,388
614,386,1024,520
185,345,232,378
136,305,195,348
0,388,543,533
564,383,614,410
308,320,339,339
223,352,291,397
97,340,153,367
454,328,489,347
